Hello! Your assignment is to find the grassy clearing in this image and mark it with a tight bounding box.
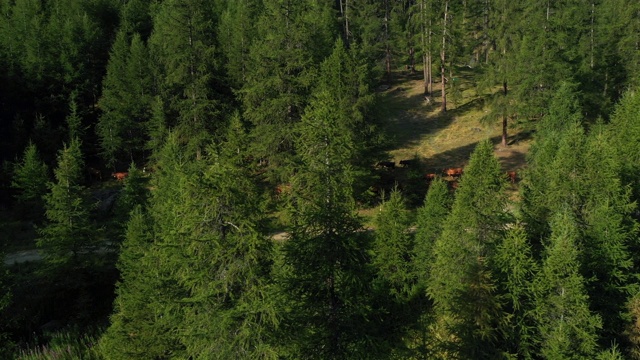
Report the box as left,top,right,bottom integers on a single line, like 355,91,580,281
376,68,531,173
360,67,531,217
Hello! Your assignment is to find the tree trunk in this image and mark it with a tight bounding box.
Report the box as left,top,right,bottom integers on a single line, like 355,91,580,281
501,81,508,147
385,0,391,84
441,1,448,113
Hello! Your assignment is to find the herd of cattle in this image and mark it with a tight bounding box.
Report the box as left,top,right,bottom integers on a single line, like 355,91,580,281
376,159,518,190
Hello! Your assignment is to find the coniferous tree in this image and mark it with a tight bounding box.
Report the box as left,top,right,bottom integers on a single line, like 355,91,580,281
520,82,584,245
176,120,279,359
218,0,260,89
277,44,380,357
580,124,637,344
427,139,508,358
413,177,451,284
494,224,538,359
38,136,100,270
11,141,49,219
98,29,153,167
534,207,602,359
149,0,224,160
242,0,335,179
373,188,414,299
99,206,170,360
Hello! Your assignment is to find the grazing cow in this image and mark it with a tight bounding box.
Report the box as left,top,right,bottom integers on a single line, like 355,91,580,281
112,172,128,181
506,171,517,184
444,167,463,177
399,159,417,167
376,161,396,169
425,173,437,181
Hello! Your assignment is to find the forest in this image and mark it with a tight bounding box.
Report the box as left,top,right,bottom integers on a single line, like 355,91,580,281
1,0,640,359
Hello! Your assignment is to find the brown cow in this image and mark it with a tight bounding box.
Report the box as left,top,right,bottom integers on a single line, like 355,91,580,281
506,171,517,184
112,172,128,181
425,173,437,181
444,167,463,177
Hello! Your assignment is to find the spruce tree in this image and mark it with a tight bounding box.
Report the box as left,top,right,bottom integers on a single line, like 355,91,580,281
534,207,602,359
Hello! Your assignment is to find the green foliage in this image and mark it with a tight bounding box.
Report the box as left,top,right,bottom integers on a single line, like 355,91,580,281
427,139,508,358
413,177,451,287
97,29,153,166
534,207,602,359
242,0,336,176
373,188,414,299
19,328,103,360
11,142,49,215
494,224,538,359
275,43,383,356
38,137,101,270
99,206,173,360
149,0,225,159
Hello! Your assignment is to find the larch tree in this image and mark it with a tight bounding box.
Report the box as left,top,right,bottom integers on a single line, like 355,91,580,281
579,124,637,345
494,224,538,359
175,119,279,359
372,188,414,300
99,206,173,360
534,207,602,359
38,136,101,270
413,177,452,287
11,141,49,220
241,0,335,180
148,0,224,160
427,139,509,359
276,39,381,359
97,29,153,167
218,0,260,90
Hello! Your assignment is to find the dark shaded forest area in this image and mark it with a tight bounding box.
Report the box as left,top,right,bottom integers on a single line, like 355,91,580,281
1,0,640,359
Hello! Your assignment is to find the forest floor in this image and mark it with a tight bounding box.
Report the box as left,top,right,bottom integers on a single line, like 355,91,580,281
359,67,532,222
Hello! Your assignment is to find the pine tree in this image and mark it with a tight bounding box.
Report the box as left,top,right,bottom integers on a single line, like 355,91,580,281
534,207,602,359
427,139,508,358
